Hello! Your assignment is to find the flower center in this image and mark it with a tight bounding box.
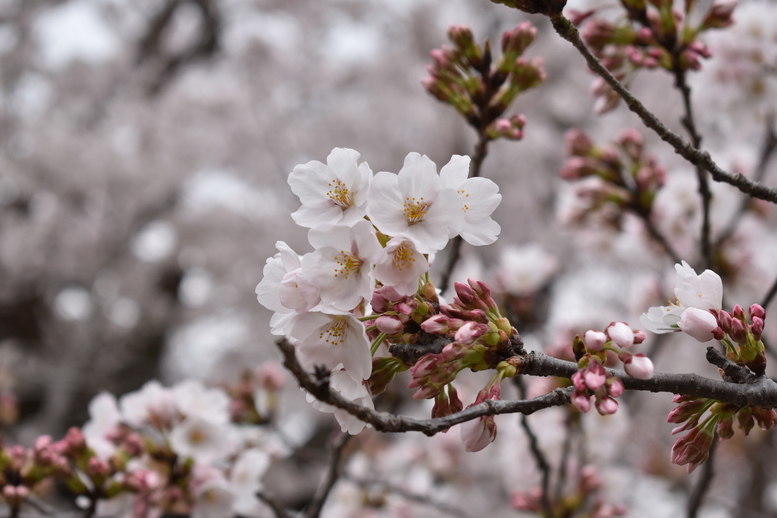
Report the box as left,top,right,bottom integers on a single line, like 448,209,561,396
319,317,348,346
332,251,363,279
392,243,416,271
403,197,430,225
458,189,470,213
326,179,352,209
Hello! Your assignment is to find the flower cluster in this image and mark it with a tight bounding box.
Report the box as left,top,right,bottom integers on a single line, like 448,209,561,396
570,322,653,415
423,23,545,139
0,377,284,517
559,128,666,230
573,0,737,112
256,148,502,433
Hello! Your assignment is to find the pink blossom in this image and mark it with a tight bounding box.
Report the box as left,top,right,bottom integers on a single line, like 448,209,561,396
606,322,634,348
678,307,718,342
583,330,607,351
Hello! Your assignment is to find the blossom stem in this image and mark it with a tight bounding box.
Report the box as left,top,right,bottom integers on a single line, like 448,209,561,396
371,333,388,356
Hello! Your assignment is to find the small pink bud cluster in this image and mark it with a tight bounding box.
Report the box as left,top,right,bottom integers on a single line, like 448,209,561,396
711,304,767,375
510,464,627,516
559,128,666,224
574,0,733,112
668,394,777,473
423,22,543,140
408,342,472,400
571,358,623,415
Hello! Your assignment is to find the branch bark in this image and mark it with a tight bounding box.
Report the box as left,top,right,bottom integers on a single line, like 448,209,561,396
549,15,777,205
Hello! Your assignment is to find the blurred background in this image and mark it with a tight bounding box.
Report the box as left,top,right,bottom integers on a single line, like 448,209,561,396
2,0,777,516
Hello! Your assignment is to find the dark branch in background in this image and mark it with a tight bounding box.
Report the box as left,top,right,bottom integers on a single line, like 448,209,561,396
304,433,351,518
255,492,293,518
671,62,712,270
548,15,777,205
640,213,682,264
686,431,718,518
761,273,777,310
514,377,556,518
715,113,777,248
137,0,221,95
277,339,777,438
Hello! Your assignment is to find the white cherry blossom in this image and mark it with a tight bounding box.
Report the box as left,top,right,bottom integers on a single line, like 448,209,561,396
640,261,723,335
255,241,320,336
303,220,382,311
229,448,271,517
169,417,234,464
367,152,463,254
172,379,231,425
438,154,502,246
373,234,429,296
288,147,373,228
290,312,372,381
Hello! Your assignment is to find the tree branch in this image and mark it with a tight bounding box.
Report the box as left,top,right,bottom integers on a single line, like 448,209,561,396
548,15,777,205
277,339,777,438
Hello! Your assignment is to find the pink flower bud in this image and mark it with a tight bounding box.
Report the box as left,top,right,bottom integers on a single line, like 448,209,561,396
375,316,404,335
256,362,286,391
607,377,624,398
421,314,450,335
623,353,654,379
678,307,718,342
583,361,607,391
716,310,732,332
632,330,647,344
571,390,591,413
461,415,497,452
730,318,747,342
606,322,635,348
595,396,619,415
749,304,766,320
750,318,764,341
455,322,489,345
572,371,586,391
565,129,594,156
583,330,607,351
732,304,746,320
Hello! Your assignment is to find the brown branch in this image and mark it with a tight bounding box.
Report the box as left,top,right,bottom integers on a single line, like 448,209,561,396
276,338,573,435
671,61,712,270
256,492,293,518
548,15,777,205
278,339,777,438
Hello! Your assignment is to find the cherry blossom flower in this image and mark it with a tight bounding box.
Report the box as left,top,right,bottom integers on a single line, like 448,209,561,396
191,474,236,518
169,417,234,464
119,380,177,428
678,307,719,342
438,154,502,246
172,380,231,425
82,392,121,459
303,220,382,311
255,241,320,336
373,235,429,296
229,448,271,516
288,147,373,229
290,312,372,381
640,261,722,335
367,152,464,254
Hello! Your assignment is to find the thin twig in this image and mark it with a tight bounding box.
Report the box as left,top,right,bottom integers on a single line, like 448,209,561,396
549,14,777,205
715,114,777,248
515,378,555,518
256,492,294,518
304,433,352,518
686,432,718,518
671,61,712,270
760,272,777,310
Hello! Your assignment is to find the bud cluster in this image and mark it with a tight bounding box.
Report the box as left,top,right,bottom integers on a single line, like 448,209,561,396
511,465,627,516
570,322,654,415
668,394,777,472
560,128,666,229
423,23,545,139
573,0,736,113
711,303,767,375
